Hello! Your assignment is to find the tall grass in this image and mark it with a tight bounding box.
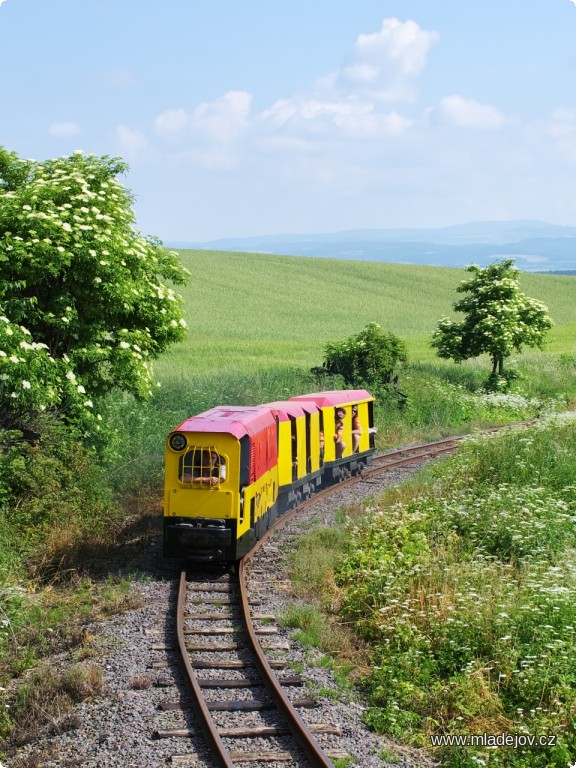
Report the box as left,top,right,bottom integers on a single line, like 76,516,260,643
336,415,576,767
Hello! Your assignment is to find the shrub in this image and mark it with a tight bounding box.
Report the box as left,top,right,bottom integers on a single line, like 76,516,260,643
320,322,408,387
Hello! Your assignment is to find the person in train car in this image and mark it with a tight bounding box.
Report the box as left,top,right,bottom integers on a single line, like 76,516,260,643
186,450,226,485
334,407,346,458
351,405,363,453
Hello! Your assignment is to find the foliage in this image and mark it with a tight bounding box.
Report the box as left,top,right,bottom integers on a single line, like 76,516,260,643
0,147,188,430
0,419,122,583
336,416,576,767
320,322,408,387
431,259,553,389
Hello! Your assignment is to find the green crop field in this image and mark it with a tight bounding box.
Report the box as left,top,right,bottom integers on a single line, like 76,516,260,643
156,249,576,380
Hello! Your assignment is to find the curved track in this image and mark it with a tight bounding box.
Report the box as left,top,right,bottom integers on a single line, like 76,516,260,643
171,436,465,766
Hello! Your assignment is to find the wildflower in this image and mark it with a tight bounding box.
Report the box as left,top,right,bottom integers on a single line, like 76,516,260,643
22,380,31,389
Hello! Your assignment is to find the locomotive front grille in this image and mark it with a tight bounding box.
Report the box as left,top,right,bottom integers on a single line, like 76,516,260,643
178,446,227,487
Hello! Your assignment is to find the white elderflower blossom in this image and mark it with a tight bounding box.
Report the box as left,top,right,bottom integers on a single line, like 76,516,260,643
77,384,86,394
22,380,31,389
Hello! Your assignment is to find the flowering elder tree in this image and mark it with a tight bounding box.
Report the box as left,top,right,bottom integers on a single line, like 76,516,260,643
0,147,188,429
431,259,553,388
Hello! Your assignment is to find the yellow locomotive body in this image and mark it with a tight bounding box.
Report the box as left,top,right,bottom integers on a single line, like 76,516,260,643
163,405,278,562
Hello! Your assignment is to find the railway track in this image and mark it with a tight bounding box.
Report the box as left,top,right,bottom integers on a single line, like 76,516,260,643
154,436,465,766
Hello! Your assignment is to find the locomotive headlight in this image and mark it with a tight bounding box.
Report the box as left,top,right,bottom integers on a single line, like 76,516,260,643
169,432,187,452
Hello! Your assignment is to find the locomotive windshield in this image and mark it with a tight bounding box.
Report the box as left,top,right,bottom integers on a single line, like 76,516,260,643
179,447,227,487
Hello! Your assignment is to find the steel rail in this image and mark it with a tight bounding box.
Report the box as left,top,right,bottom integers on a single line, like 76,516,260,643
371,436,463,466
238,555,335,768
176,568,235,768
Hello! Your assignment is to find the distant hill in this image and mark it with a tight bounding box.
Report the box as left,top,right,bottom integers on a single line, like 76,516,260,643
168,220,576,272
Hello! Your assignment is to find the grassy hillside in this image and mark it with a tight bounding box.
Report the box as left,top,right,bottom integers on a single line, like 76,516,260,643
156,250,576,378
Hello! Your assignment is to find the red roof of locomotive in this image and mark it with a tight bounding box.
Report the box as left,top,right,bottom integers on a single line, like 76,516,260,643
289,389,372,407
174,405,276,439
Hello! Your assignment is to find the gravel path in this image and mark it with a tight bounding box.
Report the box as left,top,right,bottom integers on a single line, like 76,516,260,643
4,465,439,768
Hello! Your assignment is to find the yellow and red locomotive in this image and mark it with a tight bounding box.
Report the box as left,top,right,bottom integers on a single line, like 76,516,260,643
163,389,375,562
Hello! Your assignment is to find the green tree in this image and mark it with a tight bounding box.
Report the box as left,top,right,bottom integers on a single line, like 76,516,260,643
431,259,553,388
320,322,408,386
0,147,188,429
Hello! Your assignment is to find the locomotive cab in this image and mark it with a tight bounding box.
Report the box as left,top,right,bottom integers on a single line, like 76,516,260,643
163,406,279,562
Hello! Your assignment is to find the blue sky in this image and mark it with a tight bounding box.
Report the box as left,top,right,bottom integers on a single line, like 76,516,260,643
1,1,576,241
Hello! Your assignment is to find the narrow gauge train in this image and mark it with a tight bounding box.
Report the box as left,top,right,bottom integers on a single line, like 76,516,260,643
163,389,376,562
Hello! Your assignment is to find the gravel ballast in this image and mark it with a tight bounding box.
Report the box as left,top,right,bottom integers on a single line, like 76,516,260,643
4,465,439,768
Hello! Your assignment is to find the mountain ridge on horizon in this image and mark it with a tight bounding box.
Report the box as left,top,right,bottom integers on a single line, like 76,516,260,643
167,219,576,272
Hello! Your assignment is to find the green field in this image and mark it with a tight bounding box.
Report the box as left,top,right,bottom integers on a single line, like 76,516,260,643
156,250,576,379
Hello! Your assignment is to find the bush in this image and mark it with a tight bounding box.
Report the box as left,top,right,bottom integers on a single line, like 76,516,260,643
320,322,408,387
0,418,120,582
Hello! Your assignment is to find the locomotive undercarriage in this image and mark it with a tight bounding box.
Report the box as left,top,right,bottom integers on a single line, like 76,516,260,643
164,502,278,562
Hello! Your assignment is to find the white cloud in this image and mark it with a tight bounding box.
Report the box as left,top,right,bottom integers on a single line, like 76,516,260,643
115,124,148,152
255,18,434,146
260,95,413,140
49,122,81,138
338,18,439,101
190,90,252,143
154,107,190,137
435,95,508,128
154,91,252,168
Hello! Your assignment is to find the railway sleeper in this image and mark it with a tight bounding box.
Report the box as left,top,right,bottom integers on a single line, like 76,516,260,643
159,697,317,712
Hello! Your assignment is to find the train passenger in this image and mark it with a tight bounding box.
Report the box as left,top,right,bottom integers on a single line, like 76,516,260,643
291,434,298,480
334,408,346,459
184,450,226,486
351,405,363,453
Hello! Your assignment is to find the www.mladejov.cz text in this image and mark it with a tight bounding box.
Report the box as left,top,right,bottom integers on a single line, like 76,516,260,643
430,733,557,748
